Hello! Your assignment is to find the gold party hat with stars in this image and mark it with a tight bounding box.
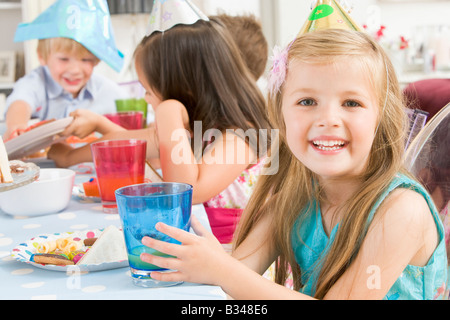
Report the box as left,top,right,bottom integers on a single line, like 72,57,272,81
298,0,362,36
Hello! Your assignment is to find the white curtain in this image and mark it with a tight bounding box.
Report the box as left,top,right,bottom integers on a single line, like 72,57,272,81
21,0,54,74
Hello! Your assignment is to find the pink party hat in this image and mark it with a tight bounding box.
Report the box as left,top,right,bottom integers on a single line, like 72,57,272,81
146,0,209,36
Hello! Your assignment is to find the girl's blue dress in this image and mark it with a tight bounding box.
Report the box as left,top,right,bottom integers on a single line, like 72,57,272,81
291,174,448,299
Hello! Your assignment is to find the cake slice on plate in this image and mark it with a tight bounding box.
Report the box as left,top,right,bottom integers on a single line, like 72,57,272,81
77,225,128,265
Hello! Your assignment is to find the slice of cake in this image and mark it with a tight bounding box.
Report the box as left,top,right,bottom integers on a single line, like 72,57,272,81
0,137,13,183
77,225,127,265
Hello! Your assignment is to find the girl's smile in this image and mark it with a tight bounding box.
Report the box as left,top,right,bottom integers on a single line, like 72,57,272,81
282,59,379,180
311,136,348,153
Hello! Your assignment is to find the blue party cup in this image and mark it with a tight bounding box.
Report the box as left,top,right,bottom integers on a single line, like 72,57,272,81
115,182,193,288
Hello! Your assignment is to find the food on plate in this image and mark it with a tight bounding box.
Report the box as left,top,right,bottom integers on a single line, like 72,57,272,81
77,225,127,265
26,148,50,159
56,237,82,254
33,253,75,266
36,240,57,254
82,177,100,197
67,250,85,264
56,237,72,250
9,162,25,174
31,226,127,267
62,241,82,255
65,132,99,146
83,237,97,246
37,237,82,255
0,137,13,183
23,120,57,159
23,119,56,133
7,119,60,159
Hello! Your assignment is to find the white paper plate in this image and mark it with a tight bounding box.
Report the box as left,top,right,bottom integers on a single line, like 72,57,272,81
11,228,128,272
5,117,73,160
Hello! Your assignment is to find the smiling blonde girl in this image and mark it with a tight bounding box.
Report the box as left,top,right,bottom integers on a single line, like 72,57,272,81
140,29,448,300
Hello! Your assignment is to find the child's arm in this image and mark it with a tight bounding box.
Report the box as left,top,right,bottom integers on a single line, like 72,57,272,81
141,215,313,300
4,101,32,140
47,142,90,168
141,187,438,300
155,99,257,204
62,109,126,139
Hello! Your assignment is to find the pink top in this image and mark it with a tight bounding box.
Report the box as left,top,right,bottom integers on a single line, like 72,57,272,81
204,160,265,244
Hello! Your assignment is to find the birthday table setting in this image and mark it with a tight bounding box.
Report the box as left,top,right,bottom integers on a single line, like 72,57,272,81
0,0,229,300
0,159,226,300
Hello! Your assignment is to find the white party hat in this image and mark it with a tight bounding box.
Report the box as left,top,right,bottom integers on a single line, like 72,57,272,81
146,0,209,36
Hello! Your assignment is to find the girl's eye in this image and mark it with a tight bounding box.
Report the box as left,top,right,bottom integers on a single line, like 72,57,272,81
344,100,361,108
298,98,316,106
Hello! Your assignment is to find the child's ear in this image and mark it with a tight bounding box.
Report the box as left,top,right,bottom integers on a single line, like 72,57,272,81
37,51,47,66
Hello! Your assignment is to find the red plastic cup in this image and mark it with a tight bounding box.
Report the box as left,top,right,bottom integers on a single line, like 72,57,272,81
104,111,144,130
91,140,147,213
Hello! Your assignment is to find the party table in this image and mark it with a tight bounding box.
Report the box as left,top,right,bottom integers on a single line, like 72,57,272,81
0,162,226,300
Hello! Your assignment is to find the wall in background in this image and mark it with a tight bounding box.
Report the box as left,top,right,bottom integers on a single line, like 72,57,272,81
0,0,449,83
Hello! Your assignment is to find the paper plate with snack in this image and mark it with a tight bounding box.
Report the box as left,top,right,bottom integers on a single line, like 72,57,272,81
11,225,129,272
4,117,73,160
0,137,40,193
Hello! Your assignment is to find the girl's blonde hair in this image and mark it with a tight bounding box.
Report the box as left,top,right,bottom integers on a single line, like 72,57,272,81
234,29,411,299
37,37,99,63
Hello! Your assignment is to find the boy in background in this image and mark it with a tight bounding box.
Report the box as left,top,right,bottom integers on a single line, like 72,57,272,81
4,0,125,140
210,13,268,82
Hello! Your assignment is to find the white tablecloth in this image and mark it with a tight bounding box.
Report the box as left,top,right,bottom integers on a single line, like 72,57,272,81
0,162,225,300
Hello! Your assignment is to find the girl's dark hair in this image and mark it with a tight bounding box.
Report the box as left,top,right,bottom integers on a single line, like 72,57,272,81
135,19,272,155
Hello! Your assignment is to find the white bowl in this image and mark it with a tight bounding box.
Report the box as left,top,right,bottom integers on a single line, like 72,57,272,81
0,168,75,216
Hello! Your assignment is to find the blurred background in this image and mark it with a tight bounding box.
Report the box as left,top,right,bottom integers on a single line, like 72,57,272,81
0,0,449,118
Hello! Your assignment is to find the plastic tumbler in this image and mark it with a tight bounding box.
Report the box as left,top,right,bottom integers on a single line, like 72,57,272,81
115,98,148,127
115,182,193,288
104,111,144,130
91,140,147,213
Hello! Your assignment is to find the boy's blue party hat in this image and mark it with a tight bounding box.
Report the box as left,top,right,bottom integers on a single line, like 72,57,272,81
14,0,124,72
146,0,209,36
